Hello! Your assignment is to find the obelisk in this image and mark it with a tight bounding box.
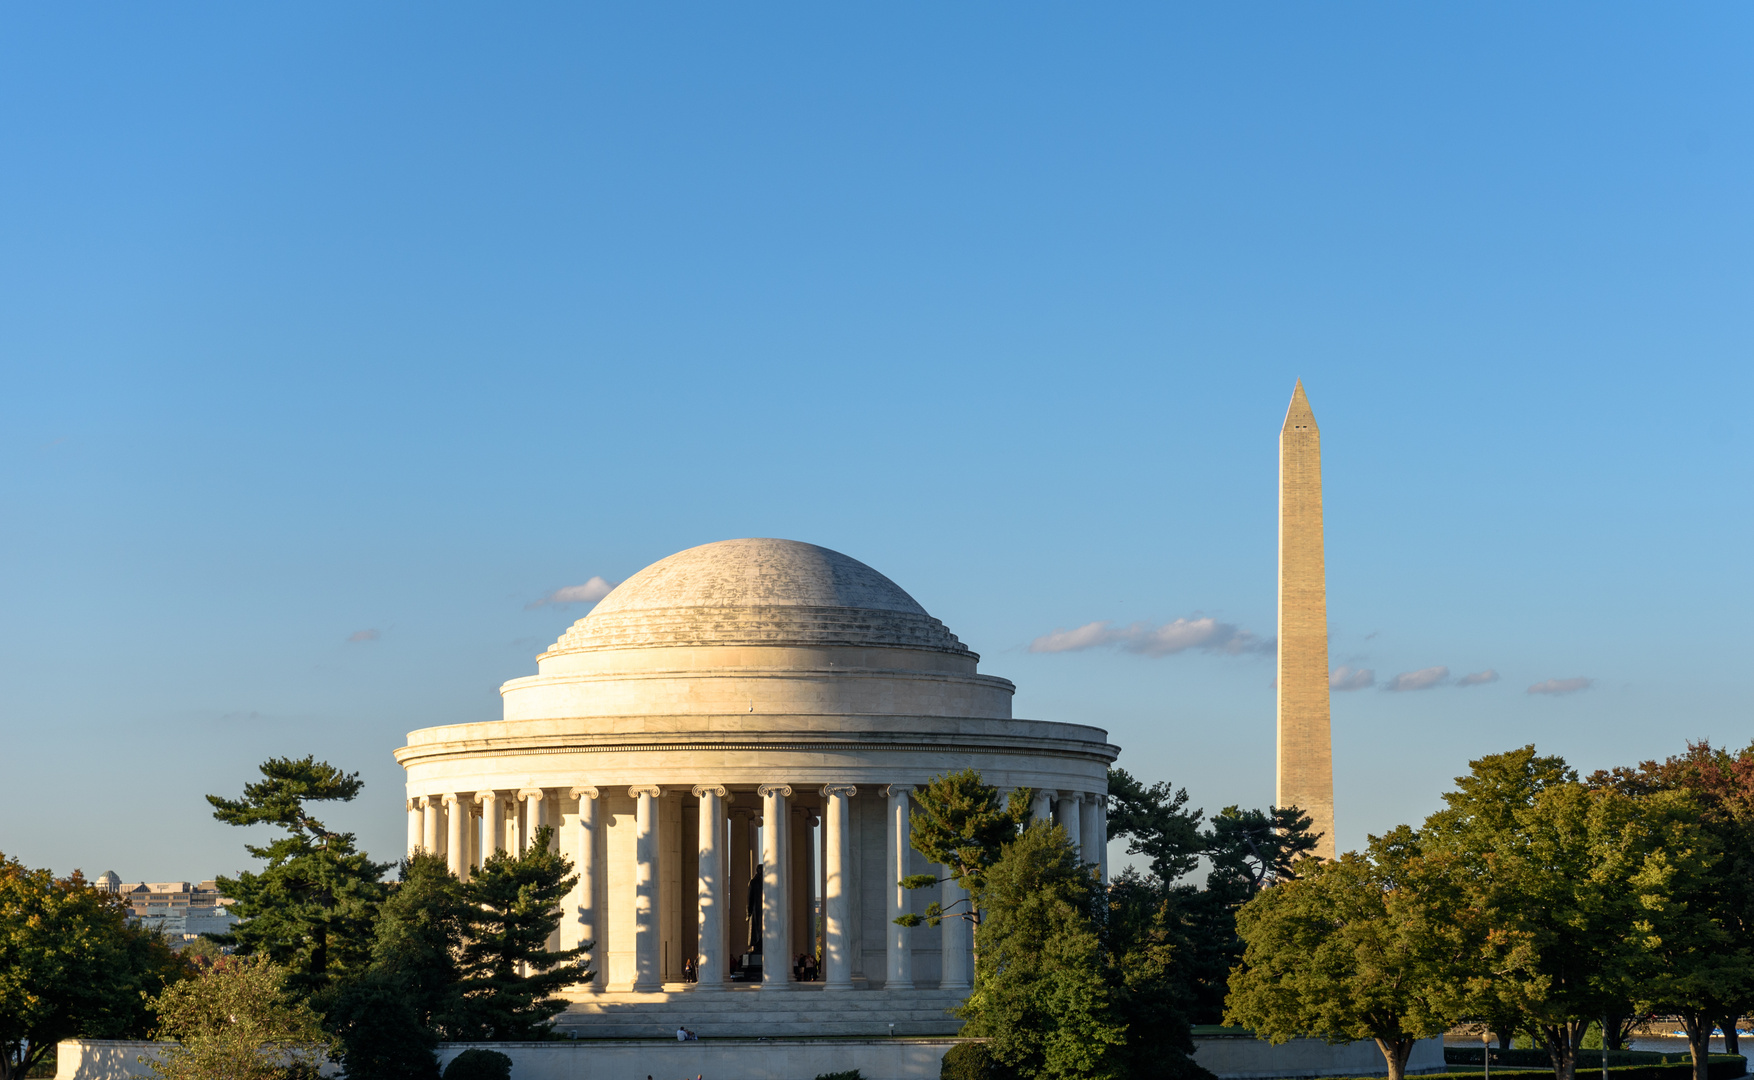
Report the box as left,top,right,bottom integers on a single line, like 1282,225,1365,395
1277,379,1335,860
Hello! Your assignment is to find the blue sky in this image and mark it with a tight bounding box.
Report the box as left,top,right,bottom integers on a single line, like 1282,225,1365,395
1,5,1748,882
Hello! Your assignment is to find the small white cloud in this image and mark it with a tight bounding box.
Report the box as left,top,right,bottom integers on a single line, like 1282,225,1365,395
1030,616,1271,657
347,629,380,643
1330,666,1375,691
1385,666,1449,692
1528,677,1593,696
1457,669,1500,688
527,576,617,610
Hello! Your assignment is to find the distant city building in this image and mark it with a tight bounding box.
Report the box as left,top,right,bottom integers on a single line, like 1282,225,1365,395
95,871,238,939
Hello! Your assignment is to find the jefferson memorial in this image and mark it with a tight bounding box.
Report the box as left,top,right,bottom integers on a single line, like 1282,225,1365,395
395,538,1119,1036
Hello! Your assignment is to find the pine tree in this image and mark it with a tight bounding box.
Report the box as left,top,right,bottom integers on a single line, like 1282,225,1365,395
208,757,391,1001
450,827,587,1041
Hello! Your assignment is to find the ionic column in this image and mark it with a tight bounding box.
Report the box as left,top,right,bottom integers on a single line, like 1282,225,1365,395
422,796,439,854
631,785,663,992
885,784,915,990
519,788,545,852
443,794,465,877
1057,791,1083,861
940,865,972,990
571,786,601,991
1031,789,1055,824
758,783,792,989
1097,797,1110,883
1080,794,1105,877
406,799,422,857
693,785,728,990
476,791,501,861
820,784,857,990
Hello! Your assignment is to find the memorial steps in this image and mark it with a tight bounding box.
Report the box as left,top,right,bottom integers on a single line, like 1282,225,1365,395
554,985,968,1039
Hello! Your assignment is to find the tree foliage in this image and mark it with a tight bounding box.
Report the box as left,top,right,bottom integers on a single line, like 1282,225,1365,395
447,826,587,1041
209,757,391,1001
1226,828,1461,1080
904,770,1033,927
0,855,188,1080
960,822,1126,1080
148,956,332,1080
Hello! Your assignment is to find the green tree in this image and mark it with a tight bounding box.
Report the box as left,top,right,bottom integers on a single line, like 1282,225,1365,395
449,827,587,1040
903,770,1033,930
148,957,332,1080
209,757,391,1001
1421,747,1679,1080
0,855,188,1080
324,852,469,1080
1105,769,1204,884
959,822,1126,1080
1225,827,1462,1080
1103,871,1212,1080
1594,741,1754,1061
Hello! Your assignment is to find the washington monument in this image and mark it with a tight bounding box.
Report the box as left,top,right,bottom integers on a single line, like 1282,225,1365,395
1277,379,1335,860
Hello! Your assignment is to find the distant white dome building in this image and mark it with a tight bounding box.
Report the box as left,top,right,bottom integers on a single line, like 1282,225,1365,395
396,538,1117,1036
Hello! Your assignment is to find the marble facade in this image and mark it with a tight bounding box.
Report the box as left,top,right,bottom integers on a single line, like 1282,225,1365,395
395,538,1117,1033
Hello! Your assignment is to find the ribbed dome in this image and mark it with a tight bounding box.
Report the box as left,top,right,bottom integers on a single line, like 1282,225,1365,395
542,538,971,657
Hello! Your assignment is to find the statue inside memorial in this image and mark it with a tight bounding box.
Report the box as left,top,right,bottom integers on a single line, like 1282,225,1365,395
746,863,763,952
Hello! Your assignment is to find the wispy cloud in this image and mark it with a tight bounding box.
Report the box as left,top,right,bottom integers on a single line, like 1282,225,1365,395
1457,669,1500,687
347,629,380,643
1330,666,1375,691
1385,666,1449,692
526,576,618,610
1528,677,1593,696
1030,617,1272,658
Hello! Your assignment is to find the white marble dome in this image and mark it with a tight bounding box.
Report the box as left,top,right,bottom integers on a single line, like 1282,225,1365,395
544,538,970,657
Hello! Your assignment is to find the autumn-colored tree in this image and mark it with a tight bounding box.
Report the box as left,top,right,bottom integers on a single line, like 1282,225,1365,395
148,956,332,1080
0,854,187,1080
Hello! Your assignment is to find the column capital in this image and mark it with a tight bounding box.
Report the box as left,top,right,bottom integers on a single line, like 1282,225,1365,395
406,798,420,812
517,788,545,801
757,783,793,798
418,795,434,808
474,790,499,807
571,785,600,801
819,784,858,798
441,792,461,807
629,784,663,798
882,784,914,798
692,784,728,799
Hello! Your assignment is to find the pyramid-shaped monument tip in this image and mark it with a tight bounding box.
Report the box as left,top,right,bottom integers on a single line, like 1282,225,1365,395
1282,379,1318,433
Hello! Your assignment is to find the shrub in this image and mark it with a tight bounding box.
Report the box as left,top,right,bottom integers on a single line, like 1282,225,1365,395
941,1042,1011,1080
816,1072,863,1080
442,1050,512,1080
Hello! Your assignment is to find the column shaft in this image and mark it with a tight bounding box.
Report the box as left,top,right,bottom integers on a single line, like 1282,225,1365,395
406,801,421,857
1080,795,1104,876
572,787,601,990
940,866,972,990
885,785,915,990
1057,792,1083,861
1031,789,1054,824
422,797,439,854
759,784,791,988
521,790,545,852
632,786,663,992
694,786,727,989
444,795,465,876
822,785,855,989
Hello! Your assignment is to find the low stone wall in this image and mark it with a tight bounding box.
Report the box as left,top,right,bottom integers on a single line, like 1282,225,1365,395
437,1038,957,1080
1192,1035,1449,1078
55,1041,164,1080
60,1032,1445,1080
